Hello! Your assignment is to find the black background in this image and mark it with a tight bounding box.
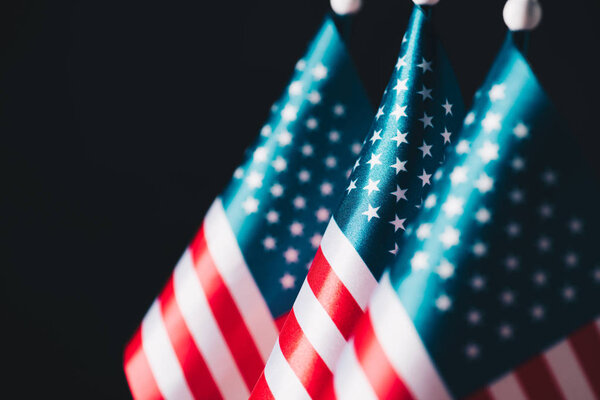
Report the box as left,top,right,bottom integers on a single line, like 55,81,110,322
2,0,600,398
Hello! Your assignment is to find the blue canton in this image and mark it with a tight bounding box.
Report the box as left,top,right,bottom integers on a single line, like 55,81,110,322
334,5,464,279
220,16,373,319
389,33,600,398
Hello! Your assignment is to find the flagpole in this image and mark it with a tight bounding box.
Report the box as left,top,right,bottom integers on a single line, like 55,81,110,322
330,0,362,43
503,0,542,54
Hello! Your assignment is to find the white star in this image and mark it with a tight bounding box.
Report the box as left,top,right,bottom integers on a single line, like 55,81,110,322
293,196,306,209
233,167,244,179
531,305,545,321
351,142,362,155
298,169,310,183
353,157,361,171
394,78,409,92
436,259,455,279
417,85,433,100
450,166,468,185
362,203,380,221
456,140,471,154
278,130,293,146
474,173,494,193
539,203,553,218
542,170,558,185
471,275,486,290
473,242,488,257
375,106,385,120
418,169,432,186
465,343,480,359
253,146,268,162
296,60,306,70
511,157,525,171
311,63,328,80
263,236,276,250
307,90,321,104
565,252,579,267
280,273,296,289
442,99,453,115
477,141,500,164
411,251,429,271
242,197,259,214
316,207,330,222
246,171,264,189
425,194,437,208
281,105,298,122
538,236,552,252
288,81,303,95
390,157,407,174
488,84,506,101
370,129,383,144
509,188,524,203
333,104,345,116
440,127,452,144
563,286,576,302
513,123,529,138
395,56,407,70
568,218,583,234
366,152,383,169
283,247,299,264
390,130,408,147
310,233,322,249
467,310,482,325
436,295,452,311
533,271,547,286
271,156,287,172
389,243,399,255
419,112,434,128
464,112,476,125
442,196,464,218
418,141,433,158
475,208,491,224
346,179,357,194
417,57,433,73
306,118,318,130
270,183,284,197
389,215,406,232
301,143,313,156
439,226,460,248
481,112,502,133
416,223,432,239
391,104,408,121
289,222,304,236
266,210,279,224
499,323,513,340
363,179,380,196
320,182,333,196
500,289,516,306
329,130,341,142
325,156,337,168
391,185,408,202
506,222,521,237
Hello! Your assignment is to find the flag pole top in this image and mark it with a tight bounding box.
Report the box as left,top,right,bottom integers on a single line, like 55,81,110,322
330,0,362,15
503,0,542,31
413,0,440,5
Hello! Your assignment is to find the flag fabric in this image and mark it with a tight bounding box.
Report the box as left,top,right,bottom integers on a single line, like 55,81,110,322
123,16,373,400
249,5,465,399
330,32,600,400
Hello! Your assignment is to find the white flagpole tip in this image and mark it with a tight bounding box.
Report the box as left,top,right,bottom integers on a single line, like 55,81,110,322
330,0,362,16
413,0,440,5
503,0,542,31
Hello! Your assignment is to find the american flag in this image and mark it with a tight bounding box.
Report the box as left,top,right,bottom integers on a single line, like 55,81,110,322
249,5,465,399
330,33,600,400
123,16,373,400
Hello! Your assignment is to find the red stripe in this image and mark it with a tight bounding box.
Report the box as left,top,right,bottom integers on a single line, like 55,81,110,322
307,248,364,339
249,373,276,400
158,277,222,399
464,389,494,400
278,309,336,399
515,356,562,400
569,322,600,398
190,226,265,390
124,328,164,400
275,312,289,332
353,311,415,400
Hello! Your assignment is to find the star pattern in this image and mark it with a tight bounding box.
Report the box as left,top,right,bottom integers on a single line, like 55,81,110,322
220,17,373,318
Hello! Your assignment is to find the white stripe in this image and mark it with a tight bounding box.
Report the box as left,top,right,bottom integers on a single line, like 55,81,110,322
333,340,378,400
488,374,528,400
141,301,194,400
204,198,278,361
545,340,596,400
369,272,452,400
173,250,249,400
292,280,347,371
320,217,377,310
263,340,311,400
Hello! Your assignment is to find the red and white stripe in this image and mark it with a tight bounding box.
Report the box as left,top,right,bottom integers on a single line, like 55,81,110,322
469,317,600,400
124,198,279,400
329,270,600,400
249,217,378,399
